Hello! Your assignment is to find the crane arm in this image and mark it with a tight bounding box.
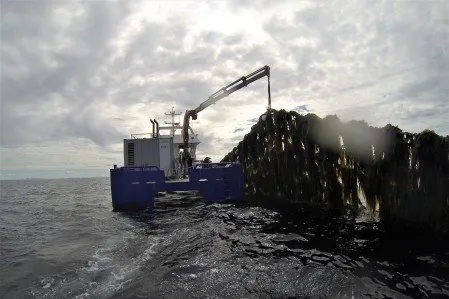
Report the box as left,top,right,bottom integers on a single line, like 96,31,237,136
183,65,271,148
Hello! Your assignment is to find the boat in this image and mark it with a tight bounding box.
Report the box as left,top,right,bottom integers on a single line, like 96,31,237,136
110,66,272,210
110,108,244,211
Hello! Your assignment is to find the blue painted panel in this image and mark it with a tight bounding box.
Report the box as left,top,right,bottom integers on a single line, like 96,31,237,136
190,163,244,202
110,166,165,210
110,163,244,210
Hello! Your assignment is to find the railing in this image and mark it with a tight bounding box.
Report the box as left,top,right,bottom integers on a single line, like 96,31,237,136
113,165,161,172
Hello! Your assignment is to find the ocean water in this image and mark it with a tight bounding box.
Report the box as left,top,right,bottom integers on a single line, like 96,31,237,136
1,177,448,299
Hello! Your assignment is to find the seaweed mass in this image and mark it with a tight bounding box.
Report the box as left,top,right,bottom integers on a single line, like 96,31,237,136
222,109,449,233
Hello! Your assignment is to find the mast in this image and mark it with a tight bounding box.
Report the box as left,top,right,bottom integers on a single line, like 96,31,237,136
164,107,181,136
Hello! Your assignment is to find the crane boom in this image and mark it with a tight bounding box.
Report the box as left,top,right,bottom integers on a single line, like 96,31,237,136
183,65,271,148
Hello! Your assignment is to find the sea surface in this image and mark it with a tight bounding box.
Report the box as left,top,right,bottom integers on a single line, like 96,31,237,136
1,177,448,299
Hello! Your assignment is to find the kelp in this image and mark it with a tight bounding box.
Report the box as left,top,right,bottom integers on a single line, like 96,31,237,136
222,109,449,233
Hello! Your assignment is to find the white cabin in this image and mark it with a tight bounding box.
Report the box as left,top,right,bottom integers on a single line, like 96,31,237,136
124,109,200,179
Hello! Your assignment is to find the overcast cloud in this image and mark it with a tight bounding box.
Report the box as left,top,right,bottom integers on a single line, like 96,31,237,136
1,0,448,178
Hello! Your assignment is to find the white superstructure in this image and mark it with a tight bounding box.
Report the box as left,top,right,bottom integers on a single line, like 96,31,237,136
124,108,200,179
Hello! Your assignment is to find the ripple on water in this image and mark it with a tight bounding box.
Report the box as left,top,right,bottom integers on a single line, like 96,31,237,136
2,180,449,299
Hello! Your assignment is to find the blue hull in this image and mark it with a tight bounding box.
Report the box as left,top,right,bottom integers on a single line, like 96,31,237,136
110,163,244,211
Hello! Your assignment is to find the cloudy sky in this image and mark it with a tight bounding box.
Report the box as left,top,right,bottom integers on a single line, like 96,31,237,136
1,0,448,179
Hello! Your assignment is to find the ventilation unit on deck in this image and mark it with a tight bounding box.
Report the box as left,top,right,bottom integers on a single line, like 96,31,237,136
127,142,135,166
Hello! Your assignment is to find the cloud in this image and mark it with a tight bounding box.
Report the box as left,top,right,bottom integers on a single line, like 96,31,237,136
1,0,448,175
1,1,133,147
294,105,310,113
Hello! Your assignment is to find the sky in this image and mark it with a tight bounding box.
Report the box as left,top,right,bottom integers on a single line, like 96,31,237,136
1,0,448,179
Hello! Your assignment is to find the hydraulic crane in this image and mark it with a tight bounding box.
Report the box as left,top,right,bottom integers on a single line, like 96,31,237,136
110,67,271,208
182,65,271,149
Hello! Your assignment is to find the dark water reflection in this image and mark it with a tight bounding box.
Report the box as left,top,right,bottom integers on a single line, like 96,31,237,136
1,178,448,298
116,195,449,299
